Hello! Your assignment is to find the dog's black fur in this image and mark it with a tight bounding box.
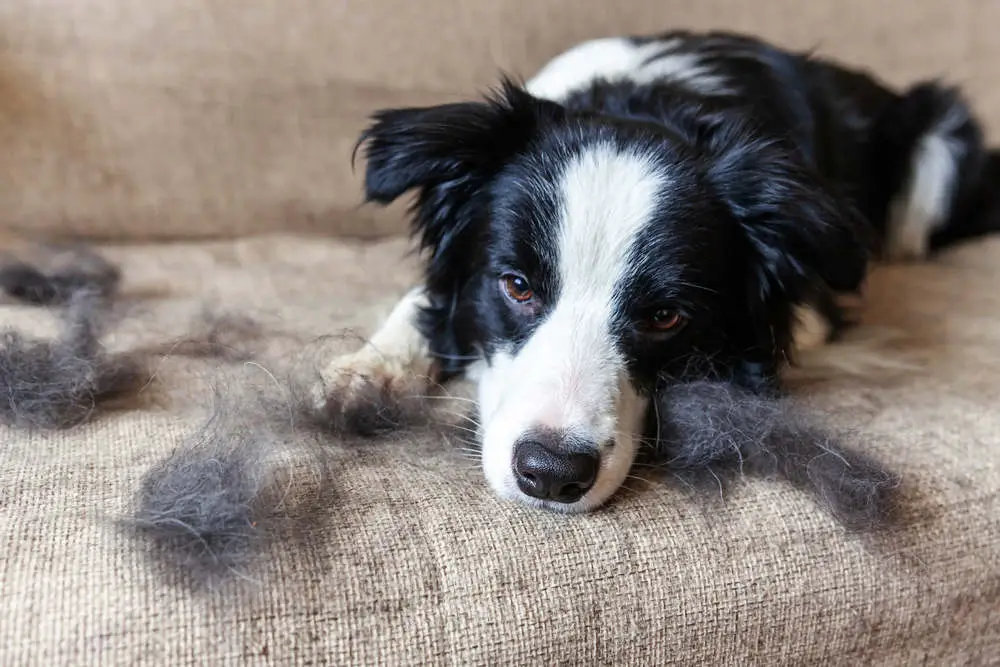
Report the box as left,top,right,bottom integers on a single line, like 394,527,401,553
358,31,999,397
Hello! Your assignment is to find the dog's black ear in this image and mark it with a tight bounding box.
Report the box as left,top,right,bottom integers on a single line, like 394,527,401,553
356,79,564,260
705,125,872,371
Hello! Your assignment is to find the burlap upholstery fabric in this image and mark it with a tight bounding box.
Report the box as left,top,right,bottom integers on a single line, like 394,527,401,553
1,0,1000,664
1,235,999,665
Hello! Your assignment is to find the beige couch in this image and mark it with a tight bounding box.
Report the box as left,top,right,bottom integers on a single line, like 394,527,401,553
2,1,999,664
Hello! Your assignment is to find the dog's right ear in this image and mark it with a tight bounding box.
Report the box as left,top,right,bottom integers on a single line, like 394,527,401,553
356,79,564,259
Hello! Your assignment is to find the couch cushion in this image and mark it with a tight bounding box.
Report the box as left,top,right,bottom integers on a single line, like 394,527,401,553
1,234,998,665
0,0,998,241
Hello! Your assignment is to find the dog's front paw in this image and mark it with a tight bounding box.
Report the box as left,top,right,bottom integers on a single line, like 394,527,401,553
309,350,431,436
314,349,404,402
884,221,931,263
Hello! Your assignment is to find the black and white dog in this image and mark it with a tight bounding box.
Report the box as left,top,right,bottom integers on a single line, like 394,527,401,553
316,31,1000,513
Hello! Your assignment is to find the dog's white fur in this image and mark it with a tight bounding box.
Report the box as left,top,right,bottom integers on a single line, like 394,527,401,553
526,37,732,103
475,143,664,511
885,104,968,260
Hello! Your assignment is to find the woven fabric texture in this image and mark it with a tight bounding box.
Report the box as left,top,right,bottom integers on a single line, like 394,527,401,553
1,235,998,665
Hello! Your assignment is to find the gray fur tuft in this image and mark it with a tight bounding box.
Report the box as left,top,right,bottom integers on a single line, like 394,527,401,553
653,380,902,531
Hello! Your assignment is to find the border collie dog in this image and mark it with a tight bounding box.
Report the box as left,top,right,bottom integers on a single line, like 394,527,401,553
317,31,1000,513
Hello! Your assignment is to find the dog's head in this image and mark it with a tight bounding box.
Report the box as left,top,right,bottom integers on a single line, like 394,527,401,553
357,80,869,512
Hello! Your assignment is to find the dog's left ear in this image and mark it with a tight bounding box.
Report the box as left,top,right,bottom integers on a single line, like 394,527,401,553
705,126,873,369
356,79,564,262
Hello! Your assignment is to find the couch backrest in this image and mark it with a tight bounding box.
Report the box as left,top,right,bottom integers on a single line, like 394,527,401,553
1,0,997,241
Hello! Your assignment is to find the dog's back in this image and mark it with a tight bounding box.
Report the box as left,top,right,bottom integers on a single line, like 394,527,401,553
528,31,999,266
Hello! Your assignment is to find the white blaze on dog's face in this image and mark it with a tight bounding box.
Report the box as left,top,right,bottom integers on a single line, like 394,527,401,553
474,143,671,512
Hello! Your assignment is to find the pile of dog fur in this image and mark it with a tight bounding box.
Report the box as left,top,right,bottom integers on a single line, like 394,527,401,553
0,246,902,590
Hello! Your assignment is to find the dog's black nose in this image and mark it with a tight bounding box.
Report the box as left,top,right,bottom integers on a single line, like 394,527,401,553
513,439,599,503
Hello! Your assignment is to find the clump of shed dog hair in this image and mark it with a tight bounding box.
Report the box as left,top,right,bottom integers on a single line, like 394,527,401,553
0,249,147,429
651,380,902,531
128,373,337,590
0,244,122,306
129,350,450,589
0,247,318,428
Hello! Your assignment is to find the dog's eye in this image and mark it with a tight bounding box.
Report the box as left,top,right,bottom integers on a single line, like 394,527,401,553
501,274,534,303
643,309,686,333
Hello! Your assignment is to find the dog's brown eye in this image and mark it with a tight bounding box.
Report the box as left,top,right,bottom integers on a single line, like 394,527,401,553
501,274,534,303
646,309,684,332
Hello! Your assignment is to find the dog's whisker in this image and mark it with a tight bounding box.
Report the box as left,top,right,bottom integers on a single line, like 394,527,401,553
440,420,480,433
415,394,479,406
429,406,480,421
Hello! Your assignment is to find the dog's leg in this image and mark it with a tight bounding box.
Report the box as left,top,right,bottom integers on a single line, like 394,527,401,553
790,304,834,352
790,291,866,354
312,286,434,407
